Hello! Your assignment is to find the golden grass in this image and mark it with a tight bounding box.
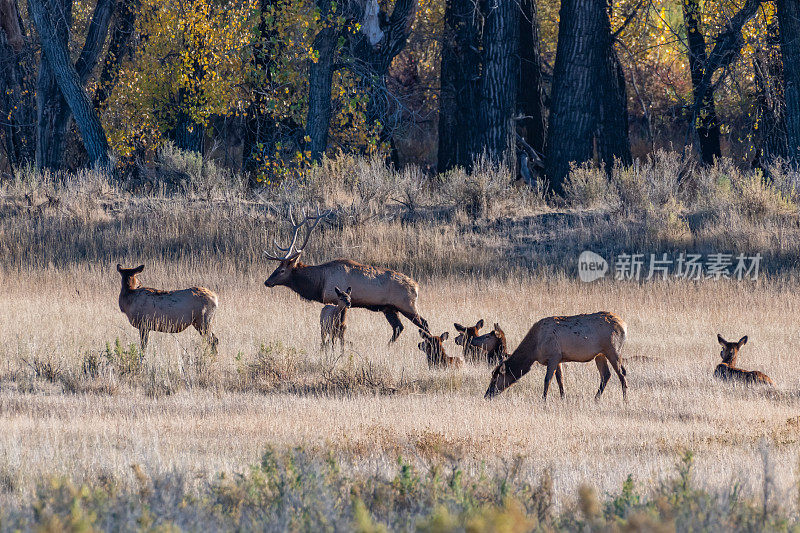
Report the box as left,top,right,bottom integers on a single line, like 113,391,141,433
2,262,800,508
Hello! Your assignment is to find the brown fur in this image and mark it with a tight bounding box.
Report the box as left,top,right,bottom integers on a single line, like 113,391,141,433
469,322,508,366
117,264,219,355
454,319,485,362
714,334,774,386
418,329,463,368
320,287,351,352
265,257,429,343
484,312,628,401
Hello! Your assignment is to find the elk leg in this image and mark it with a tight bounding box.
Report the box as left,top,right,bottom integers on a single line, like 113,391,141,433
555,364,565,399
194,322,218,355
594,356,611,400
139,328,149,356
542,360,558,401
400,309,429,333
384,309,404,343
607,356,628,401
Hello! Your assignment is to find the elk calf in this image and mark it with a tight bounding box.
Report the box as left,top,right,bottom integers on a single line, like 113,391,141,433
418,329,463,368
714,334,774,386
116,264,219,355
320,286,351,352
454,319,485,362
468,323,508,366
484,312,627,401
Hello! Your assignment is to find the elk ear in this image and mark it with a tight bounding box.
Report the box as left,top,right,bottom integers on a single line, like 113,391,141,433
345,287,351,295
116,264,123,273
475,319,484,329
738,335,748,347
717,334,726,346
334,286,344,297
454,323,465,332
440,331,449,341
494,324,504,336
134,264,144,273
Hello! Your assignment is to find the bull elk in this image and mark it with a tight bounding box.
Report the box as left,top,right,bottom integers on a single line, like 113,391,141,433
264,207,429,342
484,312,628,401
320,286,351,352
116,264,219,354
454,319,485,362
714,334,774,386
418,329,463,368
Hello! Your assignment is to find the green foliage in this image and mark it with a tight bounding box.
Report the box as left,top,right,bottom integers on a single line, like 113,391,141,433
6,447,800,531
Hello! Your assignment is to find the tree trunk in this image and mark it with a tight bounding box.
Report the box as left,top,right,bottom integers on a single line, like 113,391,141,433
777,0,800,163
597,6,631,168
0,0,35,167
545,0,607,195
753,19,787,162
306,0,336,162
437,0,481,172
34,0,71,170
683,0,721,164
478,0,518,168
243,0,276,175
347,0,417,163
94,0,137,109
29,0,111,168
517,0,545,156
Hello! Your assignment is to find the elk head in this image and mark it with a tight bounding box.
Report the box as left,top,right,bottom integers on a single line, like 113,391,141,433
335,286,352,308
484,359,517,399
470,323,507,364
454,319,484,350
717,334,747,366
418,329,450,366
264,206,330,287
117,264,144,290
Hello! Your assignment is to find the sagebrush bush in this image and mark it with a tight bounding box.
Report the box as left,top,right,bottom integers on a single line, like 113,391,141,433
564,162,618,209
2,448,795,531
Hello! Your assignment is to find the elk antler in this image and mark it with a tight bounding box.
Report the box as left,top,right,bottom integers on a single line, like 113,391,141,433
264,205,331,261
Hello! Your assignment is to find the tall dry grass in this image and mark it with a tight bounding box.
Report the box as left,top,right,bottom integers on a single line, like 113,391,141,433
2,152,800,527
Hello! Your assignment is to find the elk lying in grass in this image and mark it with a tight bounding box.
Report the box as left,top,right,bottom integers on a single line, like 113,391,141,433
714,334,774,386
418,329,463,368
484,312,628,401
468,322,509,366
454,319,485,362
116,264,219,355
320,286,351,352
264,207,429,343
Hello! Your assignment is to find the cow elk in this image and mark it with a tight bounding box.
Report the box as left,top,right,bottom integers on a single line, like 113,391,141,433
418,329,463,368
714,334,774,386
264,207,429,343
468,322,508,366
320,286,352,352
116,264,219,355
454,319,485,362
484,312,628,401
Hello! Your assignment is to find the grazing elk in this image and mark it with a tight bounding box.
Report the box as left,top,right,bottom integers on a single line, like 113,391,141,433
454,319,485,362
116,264,219,355
418,329,463,368
714,334,774,386
468,322,509,366
320,286,352,352
484,312,628,401
264,207,429,343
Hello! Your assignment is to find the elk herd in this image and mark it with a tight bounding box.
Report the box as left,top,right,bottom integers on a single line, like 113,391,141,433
116,208,775,400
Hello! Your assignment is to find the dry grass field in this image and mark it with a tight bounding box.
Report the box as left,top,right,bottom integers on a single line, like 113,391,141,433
3,154,800,529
